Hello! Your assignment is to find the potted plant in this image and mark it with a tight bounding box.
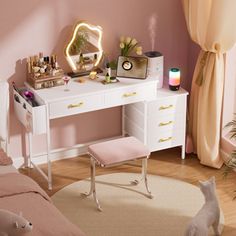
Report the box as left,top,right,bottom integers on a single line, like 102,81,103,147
108,36,143,71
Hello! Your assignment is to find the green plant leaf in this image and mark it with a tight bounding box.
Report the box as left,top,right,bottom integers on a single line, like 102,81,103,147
109,60,117,70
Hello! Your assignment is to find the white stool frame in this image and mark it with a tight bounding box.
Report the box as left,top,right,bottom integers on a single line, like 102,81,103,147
82,153,153,211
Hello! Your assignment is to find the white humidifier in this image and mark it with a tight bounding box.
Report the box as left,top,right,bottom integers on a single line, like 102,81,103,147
144,51,164,88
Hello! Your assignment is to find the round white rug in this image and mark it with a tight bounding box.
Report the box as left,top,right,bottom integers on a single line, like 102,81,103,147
52,173,224,236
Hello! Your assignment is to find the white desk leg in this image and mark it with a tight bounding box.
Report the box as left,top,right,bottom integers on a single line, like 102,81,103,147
28,132,33,168
45,104,52,190
181,144,185,159
122,106,125,137
143,102,148,145
182,96,187,160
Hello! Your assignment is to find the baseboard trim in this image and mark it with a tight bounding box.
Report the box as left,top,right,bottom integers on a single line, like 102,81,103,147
13,145,231,169
13,146,88,169
220,148,230,163
13,136,122,169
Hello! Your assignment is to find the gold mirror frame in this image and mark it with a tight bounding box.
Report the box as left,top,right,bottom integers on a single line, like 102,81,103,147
65,22,103,76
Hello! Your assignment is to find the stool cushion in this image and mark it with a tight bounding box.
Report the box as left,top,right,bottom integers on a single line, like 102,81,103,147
88,137,150,166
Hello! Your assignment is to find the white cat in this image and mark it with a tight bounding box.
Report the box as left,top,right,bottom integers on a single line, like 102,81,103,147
185,176,221,236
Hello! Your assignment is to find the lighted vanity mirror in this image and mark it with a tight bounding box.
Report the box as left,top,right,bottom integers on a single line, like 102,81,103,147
65,22,103,76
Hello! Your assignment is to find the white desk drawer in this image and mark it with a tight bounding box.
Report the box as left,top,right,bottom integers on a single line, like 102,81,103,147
49,94,103,119
148,95,186,117
148,114,185,134
104,84,156,107
148,129,185,152
13,90,46,135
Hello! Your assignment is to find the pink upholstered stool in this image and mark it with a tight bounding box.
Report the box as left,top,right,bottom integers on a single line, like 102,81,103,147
83,136,153,211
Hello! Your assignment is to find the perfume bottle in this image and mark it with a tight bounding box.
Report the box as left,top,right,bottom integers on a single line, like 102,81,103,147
105,72,110,83
39,52,44,65
105,63,111,77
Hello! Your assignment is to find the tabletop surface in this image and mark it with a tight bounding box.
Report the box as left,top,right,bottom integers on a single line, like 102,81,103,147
27,75,158,103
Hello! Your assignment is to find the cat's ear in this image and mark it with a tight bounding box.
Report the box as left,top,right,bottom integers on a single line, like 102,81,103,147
210,176,215,183
199,180,205,187
209,176,216,184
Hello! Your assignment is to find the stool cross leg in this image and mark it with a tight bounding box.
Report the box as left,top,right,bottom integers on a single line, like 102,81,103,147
132,158,152,197
82,137,153,211
81,156,102,211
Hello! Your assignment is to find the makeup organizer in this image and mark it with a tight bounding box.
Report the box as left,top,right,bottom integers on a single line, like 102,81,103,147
26,52,64,90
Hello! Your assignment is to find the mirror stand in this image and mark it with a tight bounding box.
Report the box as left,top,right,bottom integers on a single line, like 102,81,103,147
67,67,103,78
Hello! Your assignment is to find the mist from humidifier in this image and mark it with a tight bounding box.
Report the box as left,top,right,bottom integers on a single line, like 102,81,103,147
148,14,157,51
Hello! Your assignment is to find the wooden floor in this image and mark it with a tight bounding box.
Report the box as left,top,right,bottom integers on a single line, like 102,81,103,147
20,147,236,235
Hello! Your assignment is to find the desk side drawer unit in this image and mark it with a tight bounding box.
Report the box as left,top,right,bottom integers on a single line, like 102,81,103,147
147,95,187,152
13,90,47,135
49,94,104,119
124,88,188,154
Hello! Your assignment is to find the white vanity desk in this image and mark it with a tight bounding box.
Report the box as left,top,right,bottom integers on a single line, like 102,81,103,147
15,75,157,189
14,75,188,190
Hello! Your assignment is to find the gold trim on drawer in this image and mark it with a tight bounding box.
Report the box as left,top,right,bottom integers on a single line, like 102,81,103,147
158,137,172,143
159,121,173,126
67,102,84,109
123,92,137,97
159,104,173,110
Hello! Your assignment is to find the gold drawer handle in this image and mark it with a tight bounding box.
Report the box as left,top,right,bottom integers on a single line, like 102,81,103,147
159,121,173,126
159,137,172,143
123,92,137,97
67,102,84,109
159,105,173,110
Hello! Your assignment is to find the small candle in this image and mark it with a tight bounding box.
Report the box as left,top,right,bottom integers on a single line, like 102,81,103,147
169,68,180,91
89,71,97,80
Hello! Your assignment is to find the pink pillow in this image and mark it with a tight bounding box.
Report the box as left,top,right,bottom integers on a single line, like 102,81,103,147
0,149,13,166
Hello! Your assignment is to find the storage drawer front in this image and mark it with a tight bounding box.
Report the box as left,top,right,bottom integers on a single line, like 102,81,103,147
148,129,185,152
148,96,186,117
148,114,185,134
13,90,46,135
49,94,103,119
105,84,156,107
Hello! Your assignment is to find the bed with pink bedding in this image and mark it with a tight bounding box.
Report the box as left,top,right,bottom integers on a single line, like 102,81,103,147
0,171,85,236
0,83,85,235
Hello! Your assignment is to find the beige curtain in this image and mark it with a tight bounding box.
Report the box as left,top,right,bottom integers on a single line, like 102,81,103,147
182,0,236,168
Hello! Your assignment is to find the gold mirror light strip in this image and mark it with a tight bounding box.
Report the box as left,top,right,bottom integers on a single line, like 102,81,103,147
65,22,103,71
123,92,137,97
159,121,173,126
67,102,84,109
159,137,172,143
159,105,173,110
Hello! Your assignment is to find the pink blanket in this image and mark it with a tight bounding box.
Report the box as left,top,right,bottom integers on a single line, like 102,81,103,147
0,173,85,236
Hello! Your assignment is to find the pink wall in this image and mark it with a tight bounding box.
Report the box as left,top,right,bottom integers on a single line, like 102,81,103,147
0,0,192,158
186,43,201,91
